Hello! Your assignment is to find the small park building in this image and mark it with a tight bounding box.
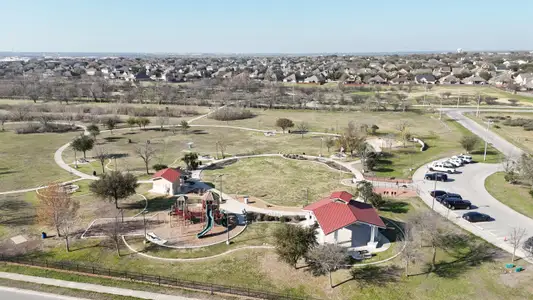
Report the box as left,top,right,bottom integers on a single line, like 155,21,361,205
303,191,386,251
150,168,182,196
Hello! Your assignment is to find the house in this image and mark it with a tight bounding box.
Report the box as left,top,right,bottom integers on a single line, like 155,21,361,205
283,74,297,83
515,73,533,86
439,74,460,84
462,75,487,85
389,76,409,84
368,75,387,84
489,73,513,86
150,168,182,196
86,68,97,76
303,191,386,251
303,75,324,84
414,74,437,84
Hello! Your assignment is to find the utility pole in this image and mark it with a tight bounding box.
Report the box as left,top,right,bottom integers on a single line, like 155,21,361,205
439,97,443,119
483,120,492,161
143,211,147,239
456,95,460,108
476,93,481,117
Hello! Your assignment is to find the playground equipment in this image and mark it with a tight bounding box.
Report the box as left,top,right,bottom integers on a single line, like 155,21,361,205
196,191,228,238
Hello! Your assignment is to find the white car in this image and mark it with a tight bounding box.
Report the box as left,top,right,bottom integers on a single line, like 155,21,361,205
429,162,457,174
446,158,463,167
452,155,472,164
440,161,456,168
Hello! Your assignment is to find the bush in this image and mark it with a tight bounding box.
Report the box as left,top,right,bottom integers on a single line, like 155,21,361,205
15,123,77,134
152,164,168,171
504,172,518,184
208,107,254,121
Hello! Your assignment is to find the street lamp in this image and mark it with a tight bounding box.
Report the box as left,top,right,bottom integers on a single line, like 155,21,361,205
483,120,493,161
142,210,147,240
320,137,323,157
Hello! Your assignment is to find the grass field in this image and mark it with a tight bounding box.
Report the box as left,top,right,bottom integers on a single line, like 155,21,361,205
372,118,502,178
62,127,329,175
469,112,533,153
485,172,533,219
0,124,79,192
202,157,351,206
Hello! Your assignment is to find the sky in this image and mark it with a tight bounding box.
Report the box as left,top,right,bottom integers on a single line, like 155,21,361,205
1,0,532,54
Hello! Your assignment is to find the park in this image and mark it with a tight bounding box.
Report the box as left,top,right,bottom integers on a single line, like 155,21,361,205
1,94,533,300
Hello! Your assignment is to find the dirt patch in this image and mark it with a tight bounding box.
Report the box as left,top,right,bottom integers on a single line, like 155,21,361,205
373,187,417,198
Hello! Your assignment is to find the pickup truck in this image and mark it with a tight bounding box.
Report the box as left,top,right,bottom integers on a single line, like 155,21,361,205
428,162,457,174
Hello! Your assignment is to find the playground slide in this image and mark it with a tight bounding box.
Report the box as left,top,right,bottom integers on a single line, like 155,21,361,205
196,206,214,238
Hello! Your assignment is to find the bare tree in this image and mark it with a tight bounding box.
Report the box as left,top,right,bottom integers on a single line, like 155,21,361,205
136,142,157,174
94,147,109,174
385,133,396,150
509,227,527,263
306,244,348,288
399,225,423,277
157,113,169,131
11,105,30,121
395,121,411,147
409,211,452,271
104,216,122,256
36,183,80,252
0,112,9,131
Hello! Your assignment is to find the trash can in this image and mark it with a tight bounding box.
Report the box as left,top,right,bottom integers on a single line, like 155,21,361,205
41,232,47,239
505,263,515,269
93,171,97,176
516,266,524,272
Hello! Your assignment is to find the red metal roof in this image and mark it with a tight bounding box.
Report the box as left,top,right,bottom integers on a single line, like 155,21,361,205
329,191,353,203
152,168,181,182
304,191,385,235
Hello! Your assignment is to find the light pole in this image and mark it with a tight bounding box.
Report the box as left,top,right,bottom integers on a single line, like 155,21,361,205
302,188,309,206
483,120,493,161
432,178,437,210
215,174,230,245
476,93,481,117
320,137,323,156
142,211,147,239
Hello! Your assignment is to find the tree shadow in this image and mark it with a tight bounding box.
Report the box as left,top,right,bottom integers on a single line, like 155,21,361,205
379,217,406,242
145,196,176,212
104,136,124,142
191,129,208,135
344,265,401,288
380,200,409,214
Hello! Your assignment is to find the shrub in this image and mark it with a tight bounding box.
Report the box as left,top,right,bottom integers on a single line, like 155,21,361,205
280,216,287,223
291,215,302,223
504,172,518,184
152,164,168,171
255,213,264,222
208,107,254,121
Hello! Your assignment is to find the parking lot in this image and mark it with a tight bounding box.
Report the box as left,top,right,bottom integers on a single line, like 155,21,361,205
413,160,533,262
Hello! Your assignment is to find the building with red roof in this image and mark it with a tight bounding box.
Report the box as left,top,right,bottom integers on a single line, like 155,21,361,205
303,191,386,251
150,168,183,196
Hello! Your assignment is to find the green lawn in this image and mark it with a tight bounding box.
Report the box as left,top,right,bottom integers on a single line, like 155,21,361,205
485,172,533,219
0,125,79,192
202,157,351,206
373,118,501,178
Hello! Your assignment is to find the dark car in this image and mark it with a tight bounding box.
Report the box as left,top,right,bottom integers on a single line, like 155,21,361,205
430,190,447,198
424,173,448,182
436,193,462,203
463,212,491,222
442,198,471,210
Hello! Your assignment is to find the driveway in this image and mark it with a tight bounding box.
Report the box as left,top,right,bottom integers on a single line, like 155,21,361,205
413,162,533,263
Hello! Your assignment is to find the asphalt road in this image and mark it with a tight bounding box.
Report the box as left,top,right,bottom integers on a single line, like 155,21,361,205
446,109,525,160
413,162,533,262
0,286,88,300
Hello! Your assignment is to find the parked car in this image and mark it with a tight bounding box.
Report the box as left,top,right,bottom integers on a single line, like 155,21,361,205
453,154,473,164
446,159,463,167
442,198,472,210
429,162,457,174
436,192,462,203
430,190,447,198
424,173,448,182
440,161,456,168
462,211,490,222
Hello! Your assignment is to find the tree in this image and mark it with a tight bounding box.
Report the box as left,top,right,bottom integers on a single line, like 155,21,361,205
396,121,411,147
105,117,117,133
459,135,480,153
306,244,348,287
523,236,533,257
273,223,317,268
276,118,294,133
89,171,138,209
137,117,151,129
104,216,122,256
126,117,137,130
395,93,409,112
356,181,374,203
180,120,190,133
157,113,169,131
94,147,109,174
71,135,94,159
135,142,157,174
36,183,80,252
216,138,229,159
324,137,335,153
181,152,199,170
409,211,452,271
399,224,422,277
517,153,533,188
87,124,100,140
509,227,526,263
370,124,379,135
337,122,366,156
0,113,9,131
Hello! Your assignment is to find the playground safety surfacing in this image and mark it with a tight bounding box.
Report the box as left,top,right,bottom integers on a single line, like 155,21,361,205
148,212,246,248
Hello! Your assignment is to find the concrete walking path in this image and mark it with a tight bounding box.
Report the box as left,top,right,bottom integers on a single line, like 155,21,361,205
0,272,200,300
